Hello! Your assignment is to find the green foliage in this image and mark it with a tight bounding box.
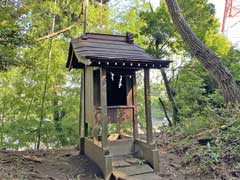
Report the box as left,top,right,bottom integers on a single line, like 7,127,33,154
174,63,207,117
138,0,235,130
0,0,239,152
140,1,180,56
0,1,32,70
224,49,240,83
111,0,150,47
165,105,240,178
194,106,239,171
0,0,112,149
179,0,219,40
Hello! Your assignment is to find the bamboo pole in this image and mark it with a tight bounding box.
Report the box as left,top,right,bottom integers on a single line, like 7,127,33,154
37,0,57,150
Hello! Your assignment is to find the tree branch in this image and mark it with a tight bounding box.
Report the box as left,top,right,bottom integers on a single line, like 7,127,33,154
36,24,77,41
158,97,173,126
159,36,170,51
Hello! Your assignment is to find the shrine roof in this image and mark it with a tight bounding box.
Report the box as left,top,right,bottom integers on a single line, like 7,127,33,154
66,32,170,69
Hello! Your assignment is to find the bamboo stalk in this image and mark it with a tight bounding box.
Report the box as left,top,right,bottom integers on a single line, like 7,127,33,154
37,0,57,150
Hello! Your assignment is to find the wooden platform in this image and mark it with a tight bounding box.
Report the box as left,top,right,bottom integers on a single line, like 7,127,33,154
112,157,160,180
82,138,160,179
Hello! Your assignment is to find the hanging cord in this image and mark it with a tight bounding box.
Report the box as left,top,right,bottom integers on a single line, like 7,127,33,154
119,75,122,88
107,71,134,78
107,71,134,88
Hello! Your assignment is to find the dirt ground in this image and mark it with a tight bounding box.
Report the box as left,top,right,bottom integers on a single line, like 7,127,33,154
0,148,214,180
0,149,101,180
1,134,238,180
0,148,190,180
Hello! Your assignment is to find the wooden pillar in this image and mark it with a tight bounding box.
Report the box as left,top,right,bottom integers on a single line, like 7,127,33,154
84,66,95,141
100,68,108,149
79,70,85,137
79,69,85,154
144,68,153,144
132,72,138,140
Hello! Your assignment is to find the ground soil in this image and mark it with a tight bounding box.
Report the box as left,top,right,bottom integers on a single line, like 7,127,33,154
155,131,240,180
0,147,197,180
0,132,239,180
0,148,101,180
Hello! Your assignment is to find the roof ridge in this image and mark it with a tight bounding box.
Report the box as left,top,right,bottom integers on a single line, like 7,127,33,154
85,32,126,37
81,33,127,43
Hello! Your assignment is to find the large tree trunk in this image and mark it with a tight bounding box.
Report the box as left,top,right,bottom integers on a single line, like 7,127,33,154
165,0,240,103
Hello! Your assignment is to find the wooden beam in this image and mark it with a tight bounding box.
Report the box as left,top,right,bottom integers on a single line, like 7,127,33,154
100,68,108,149
80,70,85,138
134,139,160,172
132,72,138,140
144,69,153,144
79,70,85,154
84,138,112,179
73,48,91,65
126,76,133,106
68,50,74,71
83,67,87,137
84,67,95,141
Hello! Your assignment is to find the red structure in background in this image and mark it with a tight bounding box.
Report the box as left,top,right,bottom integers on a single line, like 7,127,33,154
221,0,240,32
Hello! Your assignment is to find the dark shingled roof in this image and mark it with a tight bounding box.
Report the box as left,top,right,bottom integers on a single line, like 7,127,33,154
66,33,170,69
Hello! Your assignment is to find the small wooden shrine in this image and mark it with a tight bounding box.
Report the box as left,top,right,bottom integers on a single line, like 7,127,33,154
66,32,170,179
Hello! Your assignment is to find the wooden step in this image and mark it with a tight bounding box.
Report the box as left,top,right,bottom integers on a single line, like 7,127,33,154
113,164,153,177
112,159,131,168
125,158,141,165
112,169,128,179
128,173,161,180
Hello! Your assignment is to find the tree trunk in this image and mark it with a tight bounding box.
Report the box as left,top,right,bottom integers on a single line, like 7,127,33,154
161,69,180,124
165,0,240,103
24,95,34,121
53,91,67,146
148,0,180,123
158,97,172,126
0,102,5,147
